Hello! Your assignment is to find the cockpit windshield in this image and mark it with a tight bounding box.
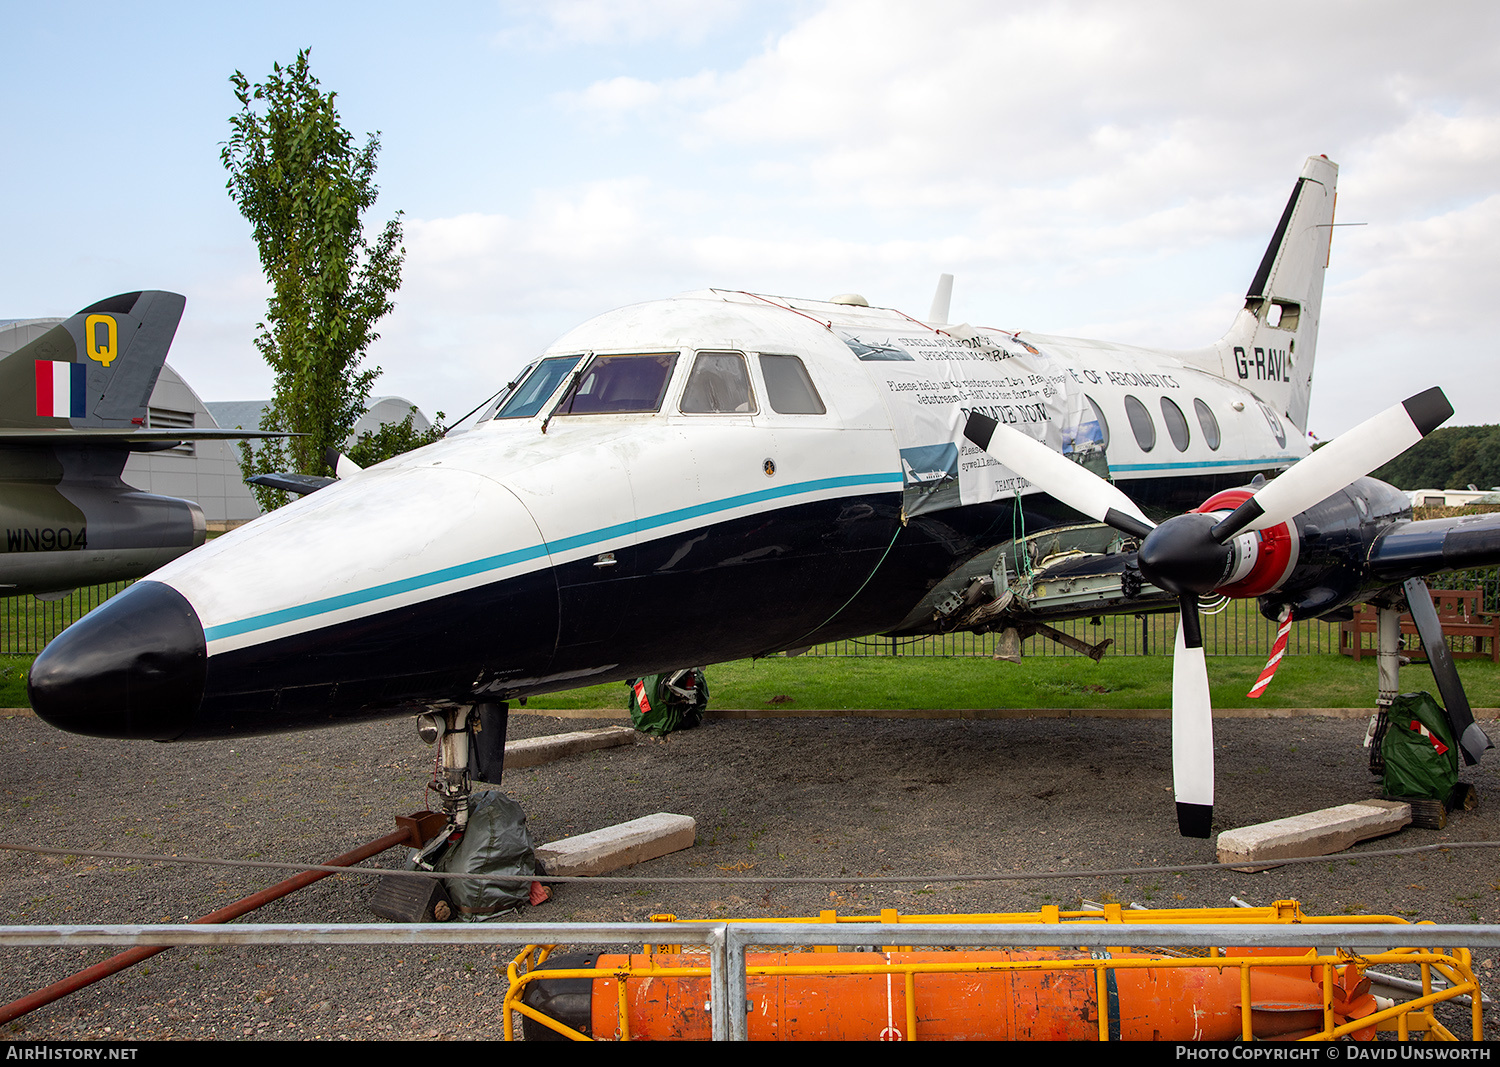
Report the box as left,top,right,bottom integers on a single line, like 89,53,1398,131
555,353,678,416
493,356,582,419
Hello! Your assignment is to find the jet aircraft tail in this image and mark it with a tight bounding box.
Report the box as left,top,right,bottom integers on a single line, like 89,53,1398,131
0,291,187,431
1212,156,1338,435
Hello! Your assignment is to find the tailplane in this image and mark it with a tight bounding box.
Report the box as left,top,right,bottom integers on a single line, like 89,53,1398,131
0,291,187,430
1213,156,1338,435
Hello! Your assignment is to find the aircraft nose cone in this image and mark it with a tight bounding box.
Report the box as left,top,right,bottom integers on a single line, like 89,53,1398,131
28,580,206,740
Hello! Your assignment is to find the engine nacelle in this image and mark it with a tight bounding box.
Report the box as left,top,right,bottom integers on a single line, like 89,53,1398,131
1191,477,1411,621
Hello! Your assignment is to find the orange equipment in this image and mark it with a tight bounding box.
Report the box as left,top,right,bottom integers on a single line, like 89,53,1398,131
516,946,1378,1041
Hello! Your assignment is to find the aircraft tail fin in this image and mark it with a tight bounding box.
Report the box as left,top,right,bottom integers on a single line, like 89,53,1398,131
0,290,187,430
1216,156,1338,434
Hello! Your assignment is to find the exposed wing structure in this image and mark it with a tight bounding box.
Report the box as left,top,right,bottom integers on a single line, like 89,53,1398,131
966,387,1493,836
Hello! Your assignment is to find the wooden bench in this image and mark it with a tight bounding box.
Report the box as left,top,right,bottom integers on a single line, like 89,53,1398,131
1339,589,1500,662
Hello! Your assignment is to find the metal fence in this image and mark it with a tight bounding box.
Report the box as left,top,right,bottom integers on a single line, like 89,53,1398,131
807,572,1500,659
0,580,133,655
807,604,1342,660
5,574,1500,660
0,918,1492,1041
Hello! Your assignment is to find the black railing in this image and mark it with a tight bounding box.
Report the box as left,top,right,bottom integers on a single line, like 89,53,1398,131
5,574,1499,660
0,581,133,655
805,600,1343,658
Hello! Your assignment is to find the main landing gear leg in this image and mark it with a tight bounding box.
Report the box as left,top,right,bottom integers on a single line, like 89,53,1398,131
417,701,509,857
370,705,492,924
1366,602,1403,775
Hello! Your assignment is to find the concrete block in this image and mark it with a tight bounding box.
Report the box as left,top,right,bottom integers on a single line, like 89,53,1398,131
1217,800,1411,869
503,726,637,770
538,813,696,876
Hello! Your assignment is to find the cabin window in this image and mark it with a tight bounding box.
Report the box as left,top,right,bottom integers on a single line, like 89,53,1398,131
556,353,678,415
495,356,582,419
1085,395,1110,449
1123,395,1156,452
759,354,826,414
1160,397,1190,452
1193,398,1221,451
681,352,757,414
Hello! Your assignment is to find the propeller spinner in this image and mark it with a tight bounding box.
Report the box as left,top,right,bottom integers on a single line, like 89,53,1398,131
963,387,1454,838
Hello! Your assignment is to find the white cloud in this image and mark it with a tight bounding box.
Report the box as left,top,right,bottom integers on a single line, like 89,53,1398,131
569,1,1500,221
571,75,665,114
535,0,1500,435
167,1,1500,436
500,0,749,47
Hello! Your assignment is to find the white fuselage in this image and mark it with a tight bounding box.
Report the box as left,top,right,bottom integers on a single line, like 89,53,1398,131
137,290,1300,721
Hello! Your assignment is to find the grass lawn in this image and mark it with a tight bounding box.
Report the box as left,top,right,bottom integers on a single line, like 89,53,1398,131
9,577,1499,714
1,656,30,708
522,652,1500,713
7,648,1498,716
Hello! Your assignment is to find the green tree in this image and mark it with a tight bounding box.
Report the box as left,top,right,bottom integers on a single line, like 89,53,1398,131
1372,425,1500,491
346,407,447,468
222,49,404,510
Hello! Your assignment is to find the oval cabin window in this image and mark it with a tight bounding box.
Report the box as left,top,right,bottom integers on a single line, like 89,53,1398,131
1160,397,1190,452
1194,398,1221,451
1123,395,1156,452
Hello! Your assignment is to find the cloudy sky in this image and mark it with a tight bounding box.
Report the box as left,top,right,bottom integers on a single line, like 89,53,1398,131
5,1,1497,436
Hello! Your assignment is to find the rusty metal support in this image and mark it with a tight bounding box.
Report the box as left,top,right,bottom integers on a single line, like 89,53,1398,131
1034,622,1114,662
0,821,425,1025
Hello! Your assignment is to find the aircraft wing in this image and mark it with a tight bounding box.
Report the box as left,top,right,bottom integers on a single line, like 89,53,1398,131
1370,511,1500,580
0,428,295,450
246,471,335,496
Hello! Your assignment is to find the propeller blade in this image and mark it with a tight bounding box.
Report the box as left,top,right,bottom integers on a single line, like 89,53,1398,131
1173,596,1215,838
962,412,1154,538
325,447,364,479
1403,577,1494,765
1212,387,1453,542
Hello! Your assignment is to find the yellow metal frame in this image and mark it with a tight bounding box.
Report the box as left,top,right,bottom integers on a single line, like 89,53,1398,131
502,901,1484,1041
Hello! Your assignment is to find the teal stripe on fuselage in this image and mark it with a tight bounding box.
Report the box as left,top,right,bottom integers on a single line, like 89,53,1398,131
202,471,904,644
1110,457,1293,472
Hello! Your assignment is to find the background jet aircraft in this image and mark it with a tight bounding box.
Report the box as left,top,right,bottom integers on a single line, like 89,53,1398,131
27,158,1500,836
0,291,284,597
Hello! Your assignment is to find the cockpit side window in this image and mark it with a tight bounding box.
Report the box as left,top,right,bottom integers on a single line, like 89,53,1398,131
681,352,757,414
759,354,826,415
494,356,581,419
556,353,679,415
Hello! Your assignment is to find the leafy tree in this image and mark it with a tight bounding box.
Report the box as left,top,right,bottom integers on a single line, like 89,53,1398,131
1371,425,1500,491
222,49,404,510
346,407,447,468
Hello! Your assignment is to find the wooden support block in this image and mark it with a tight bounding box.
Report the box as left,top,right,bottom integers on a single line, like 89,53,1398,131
1401,797,1447,830
537,813,697,876
1217,800,1411,869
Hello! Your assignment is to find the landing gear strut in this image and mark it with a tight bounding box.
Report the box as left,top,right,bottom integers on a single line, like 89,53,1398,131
416,701,510,862
370,701,512,922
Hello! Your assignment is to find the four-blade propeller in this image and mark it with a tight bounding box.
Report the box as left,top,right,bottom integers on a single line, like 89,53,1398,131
963,387,1454,838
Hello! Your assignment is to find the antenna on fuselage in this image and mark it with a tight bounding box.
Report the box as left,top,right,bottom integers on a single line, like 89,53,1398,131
928,273,954,325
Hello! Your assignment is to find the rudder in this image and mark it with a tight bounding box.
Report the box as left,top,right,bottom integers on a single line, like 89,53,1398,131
1218,156,1338,435
0,290,186,429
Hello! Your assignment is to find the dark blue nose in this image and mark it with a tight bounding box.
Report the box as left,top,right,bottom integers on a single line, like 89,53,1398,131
29,580,206,740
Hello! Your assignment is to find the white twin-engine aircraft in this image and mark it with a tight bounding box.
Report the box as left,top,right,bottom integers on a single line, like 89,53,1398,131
29,155,1498,837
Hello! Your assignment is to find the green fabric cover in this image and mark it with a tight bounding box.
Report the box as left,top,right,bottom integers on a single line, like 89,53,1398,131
627,669,708,737
436,790,539,920
1381,691,1459,801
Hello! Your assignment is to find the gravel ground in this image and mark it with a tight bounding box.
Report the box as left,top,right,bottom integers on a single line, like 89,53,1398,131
1,705,1498,1041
